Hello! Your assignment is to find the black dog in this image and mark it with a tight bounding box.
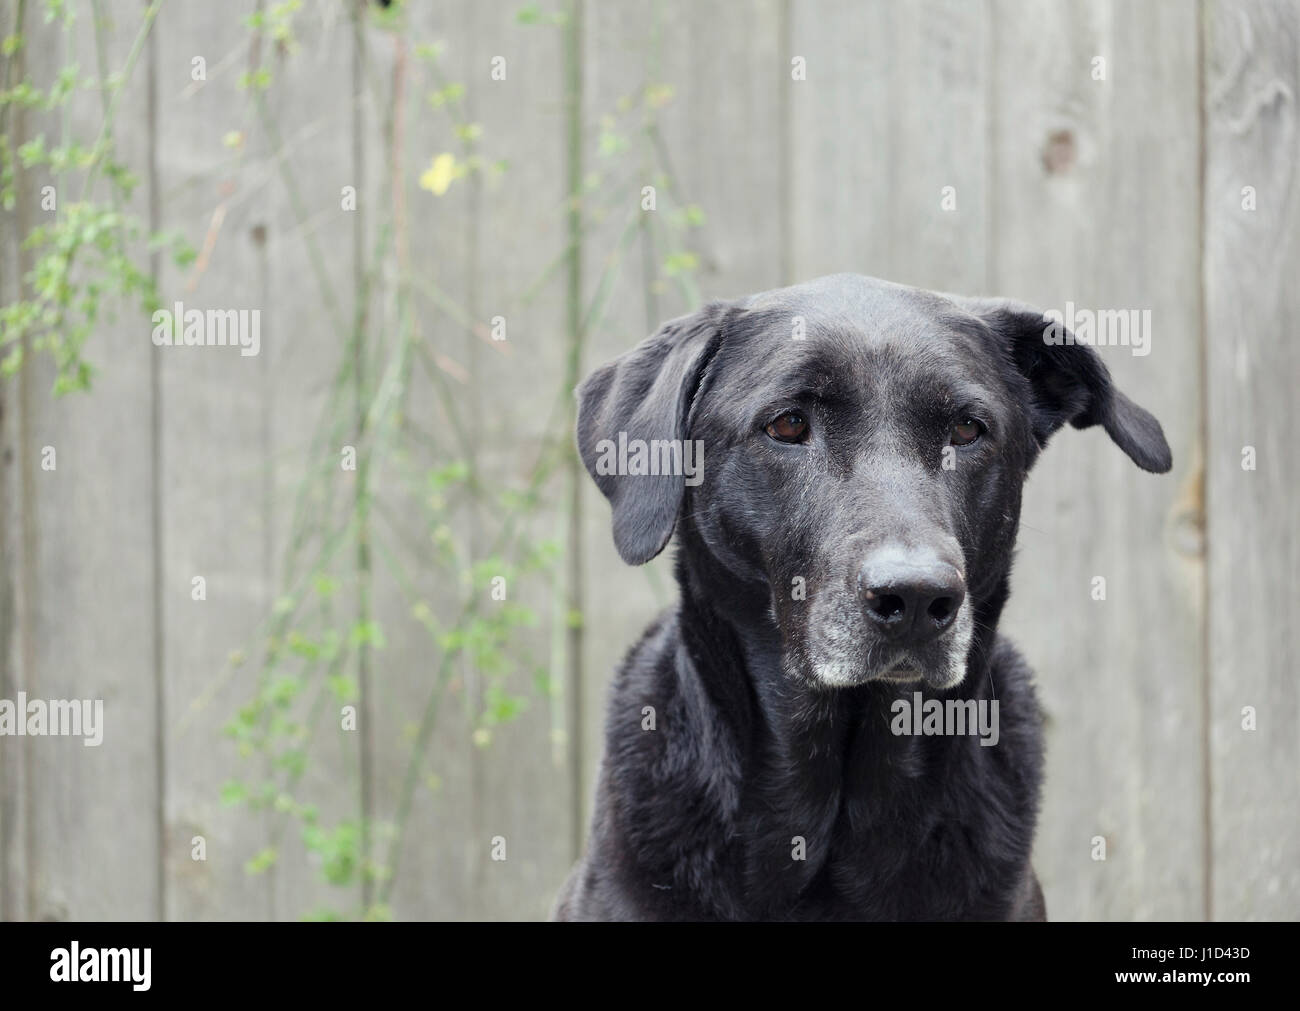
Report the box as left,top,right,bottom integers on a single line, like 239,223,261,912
554,274,1170,921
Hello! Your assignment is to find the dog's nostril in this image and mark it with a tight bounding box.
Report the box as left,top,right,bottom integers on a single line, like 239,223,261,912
927,596,955,624
866,591,907,622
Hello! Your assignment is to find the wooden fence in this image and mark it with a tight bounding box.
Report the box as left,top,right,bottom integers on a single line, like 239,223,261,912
1,0,1296,920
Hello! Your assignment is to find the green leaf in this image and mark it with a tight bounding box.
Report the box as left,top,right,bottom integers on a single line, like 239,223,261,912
244,847,278,875
663,251,699,277
349,620,386,649
327,674,357,704
219,779,248,805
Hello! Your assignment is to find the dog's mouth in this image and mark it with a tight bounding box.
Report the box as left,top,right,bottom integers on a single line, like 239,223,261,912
873,664,924,684
805,653,964,691
867,655,957,689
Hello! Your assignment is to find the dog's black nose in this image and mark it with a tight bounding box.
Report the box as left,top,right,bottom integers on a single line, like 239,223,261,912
859,549,965,645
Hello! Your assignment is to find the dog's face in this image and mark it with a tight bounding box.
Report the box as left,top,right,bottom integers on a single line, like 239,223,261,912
578,274,1170,691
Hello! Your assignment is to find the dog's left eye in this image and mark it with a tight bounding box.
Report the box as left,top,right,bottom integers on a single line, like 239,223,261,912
766,411,809,443
950,418,983,446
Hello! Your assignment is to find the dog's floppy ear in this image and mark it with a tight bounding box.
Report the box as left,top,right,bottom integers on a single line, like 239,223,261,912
951,296,1172,473
576,301,729,565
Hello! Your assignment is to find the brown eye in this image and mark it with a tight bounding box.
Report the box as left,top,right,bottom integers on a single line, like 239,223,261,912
950,418,983,447
766,411,809,443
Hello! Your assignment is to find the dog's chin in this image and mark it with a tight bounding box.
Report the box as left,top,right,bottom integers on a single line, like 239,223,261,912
802,636,973,691
804,658,966,691
873,666,925,685
901,667,969,691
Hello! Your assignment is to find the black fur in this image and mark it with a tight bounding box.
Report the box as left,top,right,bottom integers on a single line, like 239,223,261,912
556,274,1171,921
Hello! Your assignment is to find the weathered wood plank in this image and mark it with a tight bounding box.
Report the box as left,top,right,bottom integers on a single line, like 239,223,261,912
364,0,574,921
0,0,34,923
153,0,286,920
990,0,1205,919
789,0,991,293
258,5,369,922
2,1,162,920
362,0,479,922
436,0,573,921
1204,0,1300,921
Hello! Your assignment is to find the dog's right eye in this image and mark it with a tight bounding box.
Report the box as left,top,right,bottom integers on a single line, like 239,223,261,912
765,411,809,443
950,417,984,447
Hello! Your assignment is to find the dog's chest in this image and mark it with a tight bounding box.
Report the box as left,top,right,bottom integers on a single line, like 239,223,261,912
737,733,1027,920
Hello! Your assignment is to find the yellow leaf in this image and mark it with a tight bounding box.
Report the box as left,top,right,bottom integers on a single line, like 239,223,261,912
419,153,457,196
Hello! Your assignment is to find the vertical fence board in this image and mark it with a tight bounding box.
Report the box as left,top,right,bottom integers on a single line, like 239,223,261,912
1,3,162,920
788,0,991,294
261,6,366,922
449,0,572,920
991,0,1205,919
154,0,282,921
371,0,574,921
365,1,479,922
0,0,34,921
1204,0,1300,921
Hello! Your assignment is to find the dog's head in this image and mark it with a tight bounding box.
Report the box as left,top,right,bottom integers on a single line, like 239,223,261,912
577,274,1170,691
